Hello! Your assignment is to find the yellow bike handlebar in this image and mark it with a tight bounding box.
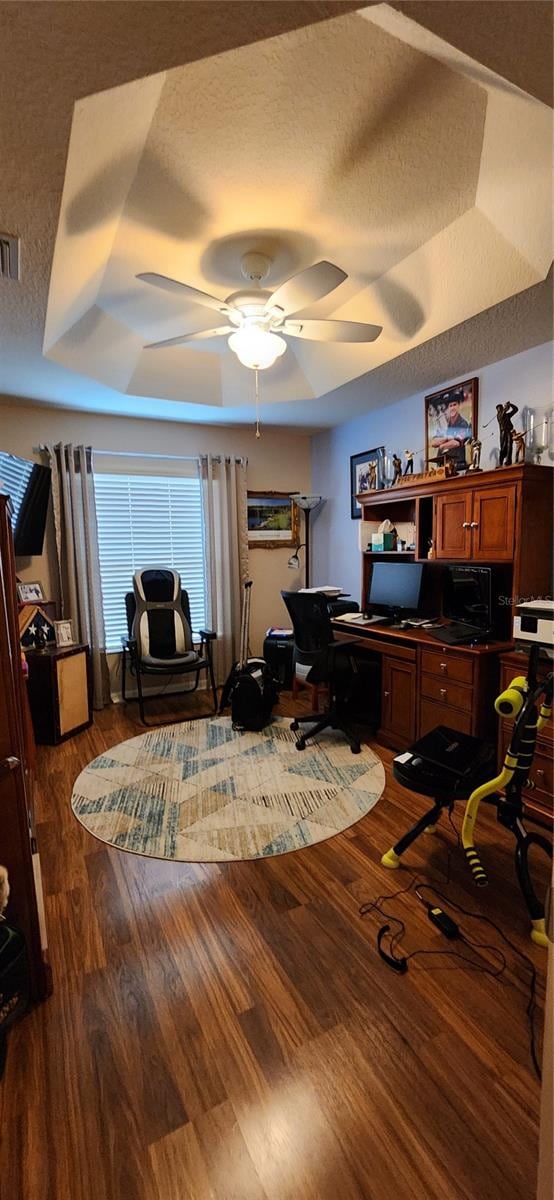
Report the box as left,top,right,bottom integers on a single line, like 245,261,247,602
461,674,552,885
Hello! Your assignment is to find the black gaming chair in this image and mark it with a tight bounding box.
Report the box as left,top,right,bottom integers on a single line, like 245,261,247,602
281,590,363,753
122,567,217,725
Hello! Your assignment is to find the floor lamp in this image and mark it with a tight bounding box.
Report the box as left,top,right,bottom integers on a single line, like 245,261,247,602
288,494,322,588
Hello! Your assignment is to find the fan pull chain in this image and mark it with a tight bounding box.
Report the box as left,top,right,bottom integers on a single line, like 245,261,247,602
254,368,262,439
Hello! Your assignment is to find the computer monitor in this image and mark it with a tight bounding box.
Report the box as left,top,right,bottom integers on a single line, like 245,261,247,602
443,566,492,632
368,562,423,623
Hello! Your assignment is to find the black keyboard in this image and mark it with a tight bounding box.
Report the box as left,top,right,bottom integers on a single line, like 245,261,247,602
426,622,484,645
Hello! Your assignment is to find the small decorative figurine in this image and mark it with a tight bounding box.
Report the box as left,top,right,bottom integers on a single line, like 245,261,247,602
367,461,378,490
511,428,527,464
445,458,457,478
392,454,403,485
403,450,414,475
468,437,482,471
496,401,519,467
34,624,48,651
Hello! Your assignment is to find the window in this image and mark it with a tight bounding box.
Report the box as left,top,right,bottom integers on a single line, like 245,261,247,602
94,472,206,652
0,452,34,525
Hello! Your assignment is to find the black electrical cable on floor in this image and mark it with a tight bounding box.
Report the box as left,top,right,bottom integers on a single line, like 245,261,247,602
358,813,544,1081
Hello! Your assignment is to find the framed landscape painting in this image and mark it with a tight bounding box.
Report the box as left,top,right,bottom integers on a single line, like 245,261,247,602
247,492,300,548
350,447,385,518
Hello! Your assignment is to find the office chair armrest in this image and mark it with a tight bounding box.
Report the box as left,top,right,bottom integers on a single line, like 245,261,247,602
329,637,360,653
197,629,217,641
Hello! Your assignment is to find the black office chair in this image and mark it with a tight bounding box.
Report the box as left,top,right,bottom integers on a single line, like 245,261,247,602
281,590,363,754
122,567,217,725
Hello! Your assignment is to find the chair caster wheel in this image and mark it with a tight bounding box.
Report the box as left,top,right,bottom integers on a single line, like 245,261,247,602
351,743,361,754
290,720,299,732
295,738,306,751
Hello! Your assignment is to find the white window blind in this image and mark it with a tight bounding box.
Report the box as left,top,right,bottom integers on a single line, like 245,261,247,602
0,452,34,524
94,472,207,652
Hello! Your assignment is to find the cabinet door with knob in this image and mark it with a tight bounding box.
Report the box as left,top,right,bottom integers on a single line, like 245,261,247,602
380,655,416,747
472,485,516,561
434,483,516,562
434,492,473,559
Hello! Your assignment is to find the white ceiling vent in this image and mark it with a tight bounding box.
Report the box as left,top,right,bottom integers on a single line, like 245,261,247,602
0,233,20,280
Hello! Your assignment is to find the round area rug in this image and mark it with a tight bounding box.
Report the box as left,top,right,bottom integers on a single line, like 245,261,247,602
71,716,385,862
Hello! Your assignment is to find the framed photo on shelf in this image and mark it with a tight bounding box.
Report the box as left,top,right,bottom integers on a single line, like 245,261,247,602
425,378,478,473
54,619,75,648
350,447,385,518
17,580,45,604
247,492,300,548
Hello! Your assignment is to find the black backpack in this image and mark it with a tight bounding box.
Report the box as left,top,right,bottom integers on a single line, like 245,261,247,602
230,659,278,732
219,581,278,732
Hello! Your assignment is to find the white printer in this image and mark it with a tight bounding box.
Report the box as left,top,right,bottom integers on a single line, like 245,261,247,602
513,599,554,654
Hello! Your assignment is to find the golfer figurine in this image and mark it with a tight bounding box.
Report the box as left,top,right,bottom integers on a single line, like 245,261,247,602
404,450,414,475
392,454,403,485
468,437,482,471
496,401,519,466
511,428,527,464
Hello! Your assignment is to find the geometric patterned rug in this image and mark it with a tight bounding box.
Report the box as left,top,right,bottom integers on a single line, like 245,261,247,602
71,715,385,862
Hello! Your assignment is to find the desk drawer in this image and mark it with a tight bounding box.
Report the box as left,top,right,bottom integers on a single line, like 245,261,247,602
419,697,472,737
421,650,474,685
421,672,473,713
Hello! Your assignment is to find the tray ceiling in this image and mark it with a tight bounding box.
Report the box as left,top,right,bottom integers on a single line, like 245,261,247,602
2,2,552,428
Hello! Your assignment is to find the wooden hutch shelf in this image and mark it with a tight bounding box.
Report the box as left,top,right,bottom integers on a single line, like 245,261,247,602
347,465,553,828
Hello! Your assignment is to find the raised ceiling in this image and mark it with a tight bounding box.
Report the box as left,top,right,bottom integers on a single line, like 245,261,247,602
1,1,552,428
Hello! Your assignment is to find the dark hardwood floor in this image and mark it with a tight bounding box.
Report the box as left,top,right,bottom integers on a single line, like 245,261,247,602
0,692,549,1200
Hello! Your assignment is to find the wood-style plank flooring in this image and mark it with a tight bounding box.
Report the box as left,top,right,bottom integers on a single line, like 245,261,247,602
0,692,549,1200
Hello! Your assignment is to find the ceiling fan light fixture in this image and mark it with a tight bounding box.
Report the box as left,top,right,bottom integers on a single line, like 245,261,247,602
228,326,286,370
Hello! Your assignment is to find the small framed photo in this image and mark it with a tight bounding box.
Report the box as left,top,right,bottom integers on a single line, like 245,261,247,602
425,378,478,472
17,581,45,603
54,619,75,648
247,492,300,548
350,447,385,518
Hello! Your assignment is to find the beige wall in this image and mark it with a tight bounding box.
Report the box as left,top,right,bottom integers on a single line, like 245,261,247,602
0,398,311,669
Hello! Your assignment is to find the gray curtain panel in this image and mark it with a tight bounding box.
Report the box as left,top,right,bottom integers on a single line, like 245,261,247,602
198,454,248,683
46,444,108,709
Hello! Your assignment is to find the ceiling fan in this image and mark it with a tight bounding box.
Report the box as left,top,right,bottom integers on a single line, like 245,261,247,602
137,252,382,370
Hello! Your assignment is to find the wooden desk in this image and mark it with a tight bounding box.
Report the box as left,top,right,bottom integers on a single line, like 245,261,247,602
332,618,513,750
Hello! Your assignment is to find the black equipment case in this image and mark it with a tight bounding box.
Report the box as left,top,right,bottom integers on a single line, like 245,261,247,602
219,581,277,731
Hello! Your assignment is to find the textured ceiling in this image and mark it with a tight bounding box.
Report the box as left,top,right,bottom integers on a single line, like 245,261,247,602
0,1,552,429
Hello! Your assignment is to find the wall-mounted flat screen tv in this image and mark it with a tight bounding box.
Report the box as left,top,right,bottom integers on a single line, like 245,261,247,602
0,452,51,555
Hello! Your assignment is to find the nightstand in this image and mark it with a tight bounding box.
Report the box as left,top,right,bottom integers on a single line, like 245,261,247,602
24,644,92,744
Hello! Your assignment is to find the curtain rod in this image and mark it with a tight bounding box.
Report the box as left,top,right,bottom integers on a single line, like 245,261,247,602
35,446,198,461
34,446,247,464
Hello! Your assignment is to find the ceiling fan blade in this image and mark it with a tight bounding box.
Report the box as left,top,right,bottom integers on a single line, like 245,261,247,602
137,273,229,314
284,318,382,343
144,326,233,349
267,261,347,318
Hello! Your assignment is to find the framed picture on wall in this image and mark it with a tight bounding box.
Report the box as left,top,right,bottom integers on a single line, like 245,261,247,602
247,492,300,548
425,378,478,472
350,447,385,518
17,580,45,603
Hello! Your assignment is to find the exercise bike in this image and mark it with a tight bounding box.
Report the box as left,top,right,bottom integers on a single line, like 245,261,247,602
381,641,552,947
